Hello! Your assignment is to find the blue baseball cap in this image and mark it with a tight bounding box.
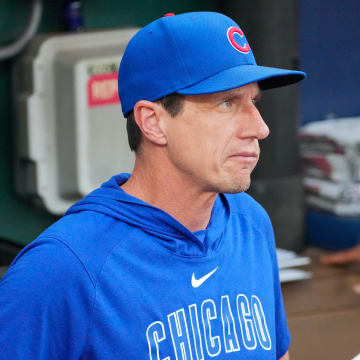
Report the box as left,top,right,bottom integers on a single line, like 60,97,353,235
118,11,306,116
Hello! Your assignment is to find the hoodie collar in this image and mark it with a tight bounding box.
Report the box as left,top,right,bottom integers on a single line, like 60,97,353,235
66,173,230,257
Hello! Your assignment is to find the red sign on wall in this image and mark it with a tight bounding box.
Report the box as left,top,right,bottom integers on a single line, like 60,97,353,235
88,73,120,107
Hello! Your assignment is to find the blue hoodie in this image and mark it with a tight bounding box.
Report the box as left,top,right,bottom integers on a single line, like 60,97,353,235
0,173,289,359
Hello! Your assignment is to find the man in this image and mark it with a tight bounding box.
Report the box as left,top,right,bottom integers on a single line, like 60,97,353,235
0,12,305,359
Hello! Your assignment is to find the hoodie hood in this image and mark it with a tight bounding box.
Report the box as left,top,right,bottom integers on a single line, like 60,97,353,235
66,173,230,257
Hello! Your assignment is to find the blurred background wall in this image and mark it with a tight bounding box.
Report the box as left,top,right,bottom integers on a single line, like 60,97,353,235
300,0,360,124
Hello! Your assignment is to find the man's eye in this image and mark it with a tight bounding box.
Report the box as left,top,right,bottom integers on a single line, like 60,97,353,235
251,97,260,105
221,100,232,108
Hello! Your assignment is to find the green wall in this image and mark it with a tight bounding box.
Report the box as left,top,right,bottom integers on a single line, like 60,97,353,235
0,0,218,246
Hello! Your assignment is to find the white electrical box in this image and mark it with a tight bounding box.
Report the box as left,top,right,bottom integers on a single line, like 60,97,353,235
13,28,138,214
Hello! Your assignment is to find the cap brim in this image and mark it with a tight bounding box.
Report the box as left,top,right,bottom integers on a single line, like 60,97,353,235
176,65,306,95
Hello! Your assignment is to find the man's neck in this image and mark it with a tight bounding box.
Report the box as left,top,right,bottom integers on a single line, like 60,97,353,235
121,157,217,232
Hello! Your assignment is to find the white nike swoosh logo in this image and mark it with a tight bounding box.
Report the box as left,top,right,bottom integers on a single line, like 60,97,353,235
191,267,218,288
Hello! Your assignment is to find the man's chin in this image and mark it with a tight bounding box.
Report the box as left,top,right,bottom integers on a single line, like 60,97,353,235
223,184,250,194
217,178,251,194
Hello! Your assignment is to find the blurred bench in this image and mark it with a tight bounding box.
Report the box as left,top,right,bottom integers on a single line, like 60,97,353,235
282,247,360,360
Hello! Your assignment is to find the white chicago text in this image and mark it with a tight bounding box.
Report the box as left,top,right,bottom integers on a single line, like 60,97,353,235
146,294,271,359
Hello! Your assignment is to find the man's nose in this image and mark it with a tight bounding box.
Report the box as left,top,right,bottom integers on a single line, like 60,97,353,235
237,104,270,140
255,108,270,140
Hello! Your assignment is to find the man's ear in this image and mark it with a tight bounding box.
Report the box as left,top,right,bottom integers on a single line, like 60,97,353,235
133,100,168,146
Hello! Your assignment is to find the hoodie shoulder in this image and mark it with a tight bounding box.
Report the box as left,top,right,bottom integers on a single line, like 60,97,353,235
224,192,274,235
41,210,134,284
0,235,95,358
225,192,269,218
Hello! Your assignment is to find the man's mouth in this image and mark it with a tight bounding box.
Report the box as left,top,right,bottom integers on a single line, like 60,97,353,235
228,151,259,163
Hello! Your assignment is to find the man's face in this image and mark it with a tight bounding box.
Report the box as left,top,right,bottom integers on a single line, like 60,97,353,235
163,82,270,194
